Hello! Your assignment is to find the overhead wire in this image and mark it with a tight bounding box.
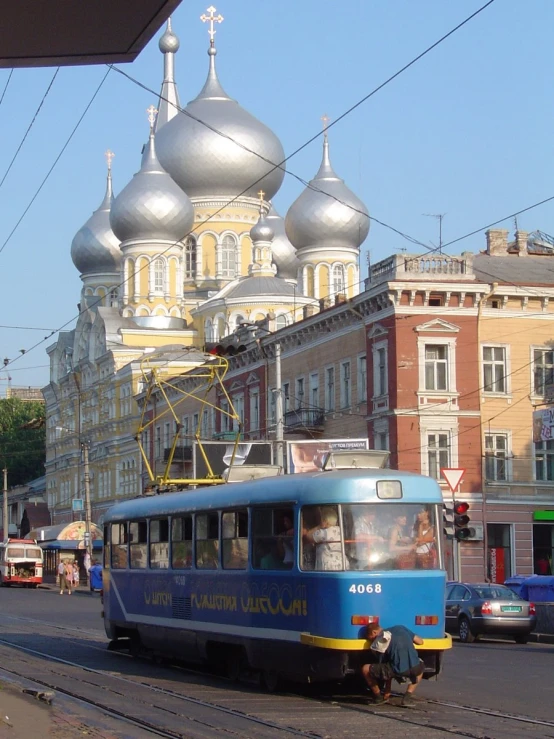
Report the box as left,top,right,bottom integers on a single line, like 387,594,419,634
0,67,60,191
0,67,111,257
0,69,13,107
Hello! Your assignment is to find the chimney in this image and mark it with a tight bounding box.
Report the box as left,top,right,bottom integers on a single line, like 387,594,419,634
319,297,332,311
485,229,509,256
303,305,315,319
335,293,347,306
515,230,529,257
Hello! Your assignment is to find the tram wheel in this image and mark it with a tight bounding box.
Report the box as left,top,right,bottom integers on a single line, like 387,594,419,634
260,669,281,693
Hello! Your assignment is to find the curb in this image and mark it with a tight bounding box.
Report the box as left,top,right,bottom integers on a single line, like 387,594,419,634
529,632,554,644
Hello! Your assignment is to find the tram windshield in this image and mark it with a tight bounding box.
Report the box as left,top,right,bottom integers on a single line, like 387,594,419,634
301,503,441,572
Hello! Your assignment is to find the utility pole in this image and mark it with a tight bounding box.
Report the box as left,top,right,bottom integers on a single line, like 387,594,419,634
2,467,7,541
82,441,93,561
274,343,284,470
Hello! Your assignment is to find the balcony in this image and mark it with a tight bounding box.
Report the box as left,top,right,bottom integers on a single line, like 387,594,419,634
284,407,325,432
366,252,475,288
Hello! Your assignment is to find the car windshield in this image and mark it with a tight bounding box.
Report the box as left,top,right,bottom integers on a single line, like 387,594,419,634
473,586,522,600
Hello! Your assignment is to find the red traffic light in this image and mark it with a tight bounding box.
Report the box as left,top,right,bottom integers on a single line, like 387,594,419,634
454,501,469,516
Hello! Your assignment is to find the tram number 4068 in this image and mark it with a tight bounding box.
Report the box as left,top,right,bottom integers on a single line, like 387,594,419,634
349,583,382,594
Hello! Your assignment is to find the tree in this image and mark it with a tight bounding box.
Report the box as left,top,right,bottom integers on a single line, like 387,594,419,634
0,398,46,487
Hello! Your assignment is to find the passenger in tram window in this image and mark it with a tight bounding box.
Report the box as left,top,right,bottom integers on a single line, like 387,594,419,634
388,513,416,569
303,506,343,571
413,507,436,569
277,512,294,569
349,508,385,570
257,539,282,570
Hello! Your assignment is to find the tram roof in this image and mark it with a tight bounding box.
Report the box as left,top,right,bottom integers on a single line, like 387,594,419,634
104,469,443,523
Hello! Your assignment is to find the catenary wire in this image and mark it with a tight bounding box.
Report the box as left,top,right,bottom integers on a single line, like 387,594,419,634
0,67,111,257
0,67,60,191
0,69,13,107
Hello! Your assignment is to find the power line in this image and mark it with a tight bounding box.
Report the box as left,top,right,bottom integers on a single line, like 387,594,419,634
0,69,13,107
0,67,60,191
0,324,56,331
0,67,111,257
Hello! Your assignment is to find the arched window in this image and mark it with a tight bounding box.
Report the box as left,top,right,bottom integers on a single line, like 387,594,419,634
205,318,214,342
333,264,345,295
216,317,225,341
185,236,196,279
153,258,165,293
220,235,237,278
275,314,287,330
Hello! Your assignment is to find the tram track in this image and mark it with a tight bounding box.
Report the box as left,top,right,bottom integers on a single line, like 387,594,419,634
0,614,550,739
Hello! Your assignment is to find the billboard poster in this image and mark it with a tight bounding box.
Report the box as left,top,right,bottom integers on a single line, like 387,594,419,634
287,438,369,474
533,408,554,442
193,441,273,479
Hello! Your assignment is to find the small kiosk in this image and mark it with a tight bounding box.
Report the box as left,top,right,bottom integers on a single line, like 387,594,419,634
26,521,103,581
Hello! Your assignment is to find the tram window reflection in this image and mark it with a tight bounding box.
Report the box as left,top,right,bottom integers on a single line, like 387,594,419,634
252,507,295,570
150,518,169,569
171,515,192,569
196,512,220,569
222,509,248,570
341,504,440,571
129,520,148,569
111,522,128,569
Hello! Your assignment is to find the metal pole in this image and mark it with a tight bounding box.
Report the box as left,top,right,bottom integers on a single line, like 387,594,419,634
82,441,93,561
2,467,7,541
274,343,284,470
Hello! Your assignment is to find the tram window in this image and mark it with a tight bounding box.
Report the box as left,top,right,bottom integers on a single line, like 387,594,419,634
222,509,248,570
25,548,42,559
7,547,25,559
150,519,169,569
111,523,128,569
196,512,219,569
171,516,193,569
301,505,343,571
104,525,110,568
129,520,148,569
252,507,295,570
341,503,440,571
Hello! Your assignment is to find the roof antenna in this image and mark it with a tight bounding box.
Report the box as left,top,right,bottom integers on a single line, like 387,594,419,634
423,213,445,254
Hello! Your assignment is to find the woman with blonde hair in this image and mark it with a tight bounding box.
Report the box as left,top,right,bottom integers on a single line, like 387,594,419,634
414,508,436,569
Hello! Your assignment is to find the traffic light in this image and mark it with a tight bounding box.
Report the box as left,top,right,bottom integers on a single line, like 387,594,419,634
205,341,247,357
443,503,455,539
454,501,473,541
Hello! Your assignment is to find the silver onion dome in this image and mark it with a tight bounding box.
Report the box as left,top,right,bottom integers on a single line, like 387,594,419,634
71,163,121,274
156,41,285,200
285,132,370,251
159,17,180,53
110,112,194,243
266,203,300,280
250,210,274,243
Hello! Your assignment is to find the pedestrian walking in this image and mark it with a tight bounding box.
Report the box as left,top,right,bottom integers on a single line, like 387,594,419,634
72,561,80,589
58,559,71,595
84,551,91,584
361,623,424,707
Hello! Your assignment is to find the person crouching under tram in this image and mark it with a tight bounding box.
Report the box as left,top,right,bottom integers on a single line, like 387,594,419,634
361,622,424,707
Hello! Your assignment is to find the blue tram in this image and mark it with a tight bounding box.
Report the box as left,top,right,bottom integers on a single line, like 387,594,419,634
102,468,452,685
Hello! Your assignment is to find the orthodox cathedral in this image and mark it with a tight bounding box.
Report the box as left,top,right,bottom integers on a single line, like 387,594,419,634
44,9,369,523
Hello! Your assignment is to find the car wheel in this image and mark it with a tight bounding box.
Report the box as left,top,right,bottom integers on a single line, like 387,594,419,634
514,634,529,644
458,617,475,643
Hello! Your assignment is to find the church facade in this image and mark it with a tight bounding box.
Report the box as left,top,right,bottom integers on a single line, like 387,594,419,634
43,10,370,525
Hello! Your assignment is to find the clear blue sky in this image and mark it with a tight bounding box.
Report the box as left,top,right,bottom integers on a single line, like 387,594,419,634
0,0,552,393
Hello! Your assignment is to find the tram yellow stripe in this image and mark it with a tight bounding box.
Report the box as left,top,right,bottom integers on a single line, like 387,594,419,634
300,634,452,650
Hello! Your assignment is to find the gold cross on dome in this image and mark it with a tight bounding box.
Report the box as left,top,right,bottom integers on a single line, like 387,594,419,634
104,149,115,171
258,189,265,203
146,105,158,128
321,113,330,132
201,5,224,42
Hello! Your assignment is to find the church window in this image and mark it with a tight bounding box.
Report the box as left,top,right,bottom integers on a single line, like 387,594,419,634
205,319,214,342
185,236,197,279
333,265,345,296
220,235,237,278
275,314,287,330
153,258,165,293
